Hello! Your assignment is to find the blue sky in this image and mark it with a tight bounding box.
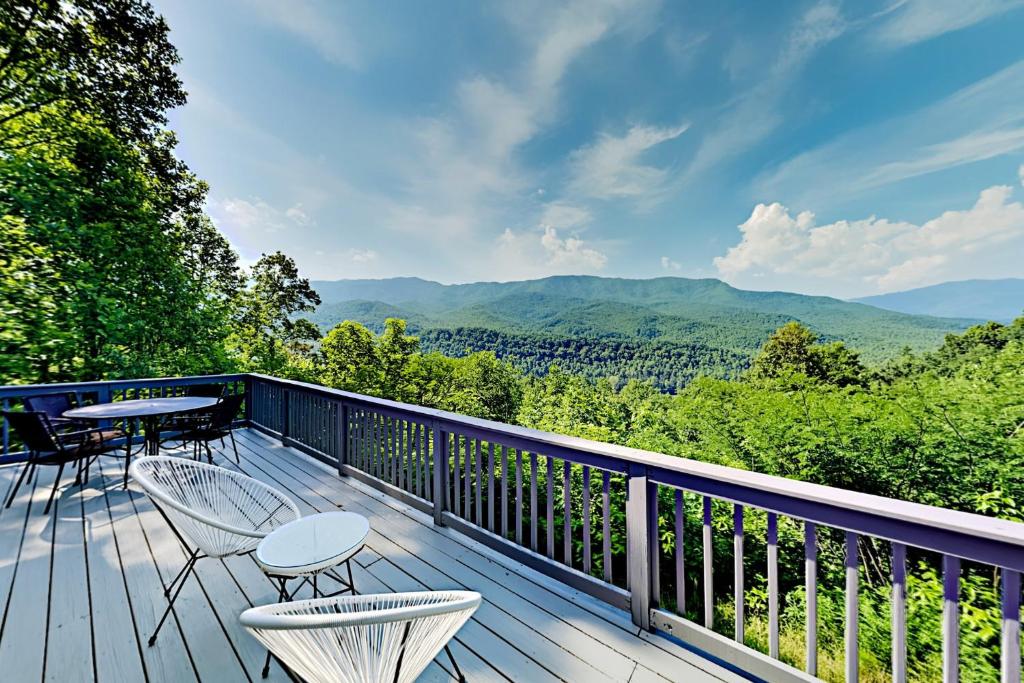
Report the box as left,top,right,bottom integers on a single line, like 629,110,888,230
153,0,1024,297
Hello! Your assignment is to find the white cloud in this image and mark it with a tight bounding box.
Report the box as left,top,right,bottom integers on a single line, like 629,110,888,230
212,197,312,235
540,227,608,269
384,0,658,240
661,256,682,271
1019,164,1024,188
241,0,360,68
492,199,608,278
496,226,608,276
345,248,378,263
873,0,1023,47
714,180,1024,295
568,123,688,203
285,204,311,225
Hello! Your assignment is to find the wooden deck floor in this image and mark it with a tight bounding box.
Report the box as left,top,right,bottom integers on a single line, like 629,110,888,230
0,428,743,683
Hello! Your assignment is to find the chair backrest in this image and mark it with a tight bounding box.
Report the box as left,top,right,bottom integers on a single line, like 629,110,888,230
185,383,225,399
240,591,481,683
3,411,60,454
129,456,300,557
207,393,245,430
23,393,76,420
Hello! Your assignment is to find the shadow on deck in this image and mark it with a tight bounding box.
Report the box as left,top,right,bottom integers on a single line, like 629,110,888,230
0,428,740,682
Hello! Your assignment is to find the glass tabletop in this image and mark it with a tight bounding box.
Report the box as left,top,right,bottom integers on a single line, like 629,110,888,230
63,396,219,420
257,511,370,572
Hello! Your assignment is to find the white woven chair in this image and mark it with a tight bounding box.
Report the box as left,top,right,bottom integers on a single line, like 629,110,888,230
241,591,481,683
130,456,300,646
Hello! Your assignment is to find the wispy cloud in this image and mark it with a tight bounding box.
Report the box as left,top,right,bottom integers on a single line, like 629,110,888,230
379,0,659,250
240,0,360,68
682,2,847,182
758,60,1024,207
872,0,1024,47
568,123,689,204
715,175,1024,295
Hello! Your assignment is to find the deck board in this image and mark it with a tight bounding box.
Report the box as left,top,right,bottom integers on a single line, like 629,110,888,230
81,464,148,683
0,429,736,682
45,484,94,682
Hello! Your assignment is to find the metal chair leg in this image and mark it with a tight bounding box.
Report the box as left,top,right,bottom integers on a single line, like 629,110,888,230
163,547,202,598
229,430,240,464
4,461,31,508
262,578,290,678
444,644,466,682
149,549,200,646
44,463,65,514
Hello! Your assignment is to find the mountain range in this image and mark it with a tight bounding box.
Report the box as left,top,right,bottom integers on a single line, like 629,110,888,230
853,279,1024,323
307,276,985,391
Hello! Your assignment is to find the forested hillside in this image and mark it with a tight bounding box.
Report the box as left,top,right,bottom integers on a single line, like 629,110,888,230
420,327,747,390
308,275,978,387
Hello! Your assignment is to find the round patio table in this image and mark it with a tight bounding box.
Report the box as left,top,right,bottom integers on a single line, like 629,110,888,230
65,397,219,487
255,510,370,678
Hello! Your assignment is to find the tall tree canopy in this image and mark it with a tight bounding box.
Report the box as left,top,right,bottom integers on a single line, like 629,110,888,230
0,0,241,382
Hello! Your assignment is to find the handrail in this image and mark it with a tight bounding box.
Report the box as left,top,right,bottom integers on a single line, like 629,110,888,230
248,374,1024,564
0,373,248,399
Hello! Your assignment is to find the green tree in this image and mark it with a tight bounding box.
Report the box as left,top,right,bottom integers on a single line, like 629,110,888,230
0,215,64,382
230,251,321,377
750,322,863,386
320,320,379,392
1,0,243,381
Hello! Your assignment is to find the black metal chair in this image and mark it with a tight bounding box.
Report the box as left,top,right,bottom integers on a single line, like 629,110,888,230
163,383,226,441
23,393,125,444
184,384,226,399
180,394,245,464
24,393,85,432
3,411,119,514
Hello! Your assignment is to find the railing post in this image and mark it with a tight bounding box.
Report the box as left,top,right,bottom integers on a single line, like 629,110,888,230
243,376,253,425
627,463,652,630
96,386,113,429
281,388,290,443
432,422,448,526
338,402,349,476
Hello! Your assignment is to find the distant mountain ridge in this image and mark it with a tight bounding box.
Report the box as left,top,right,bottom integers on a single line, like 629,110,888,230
308,275,980,390
853,279,1024,323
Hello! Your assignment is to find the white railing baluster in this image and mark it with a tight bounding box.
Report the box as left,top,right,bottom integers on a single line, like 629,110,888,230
845,531,859,683
703,496,713,629
1002,569,1021,683
943,555,960,683
892,542,907,683
675,489,685,616
734,504,744,643
767,512,779,659
806,522,817,676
